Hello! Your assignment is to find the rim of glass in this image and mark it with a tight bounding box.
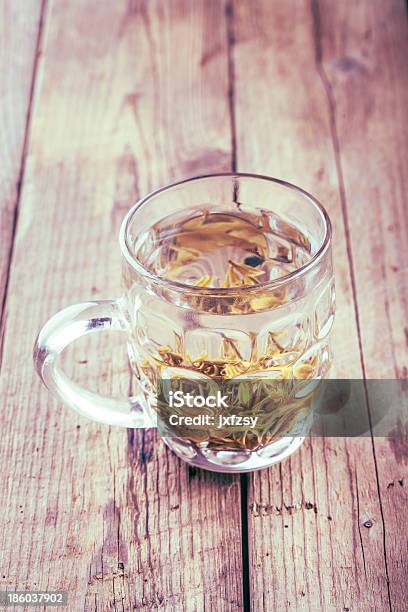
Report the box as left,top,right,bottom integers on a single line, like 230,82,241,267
119,172,332,293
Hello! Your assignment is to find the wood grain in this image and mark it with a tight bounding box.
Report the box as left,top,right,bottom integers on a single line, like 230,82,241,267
230,0,406,609
316,0,408,607
0,1,243,610
0,0,43,358
1,0,406,610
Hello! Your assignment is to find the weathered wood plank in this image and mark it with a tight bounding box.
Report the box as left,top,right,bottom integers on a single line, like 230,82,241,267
231,0,399,609
0,0,43,353
0,1,243,610
316,0,408,607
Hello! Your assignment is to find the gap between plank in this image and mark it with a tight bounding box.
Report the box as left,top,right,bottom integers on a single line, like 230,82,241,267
310,1,392,610
226,0,237,174
0,0,48,370
225,3,251,610
240,473,251,611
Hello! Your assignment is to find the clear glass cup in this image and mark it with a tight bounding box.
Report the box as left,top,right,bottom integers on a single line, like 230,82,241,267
33,173,334,472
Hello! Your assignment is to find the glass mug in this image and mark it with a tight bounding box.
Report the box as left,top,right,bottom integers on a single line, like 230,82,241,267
33,174,334,472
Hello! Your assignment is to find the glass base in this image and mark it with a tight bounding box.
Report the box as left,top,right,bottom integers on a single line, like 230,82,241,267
162,435,306,473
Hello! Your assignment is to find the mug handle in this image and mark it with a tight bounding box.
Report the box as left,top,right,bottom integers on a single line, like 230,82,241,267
33,300,149,428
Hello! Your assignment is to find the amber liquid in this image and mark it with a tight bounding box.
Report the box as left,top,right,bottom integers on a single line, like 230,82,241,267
131,208,324,452
136,208,311,289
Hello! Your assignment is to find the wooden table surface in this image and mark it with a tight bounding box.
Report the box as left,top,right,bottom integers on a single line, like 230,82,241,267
1,1,407,610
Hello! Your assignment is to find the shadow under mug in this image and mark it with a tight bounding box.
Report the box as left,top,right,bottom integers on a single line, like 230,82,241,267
33,173,334,473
